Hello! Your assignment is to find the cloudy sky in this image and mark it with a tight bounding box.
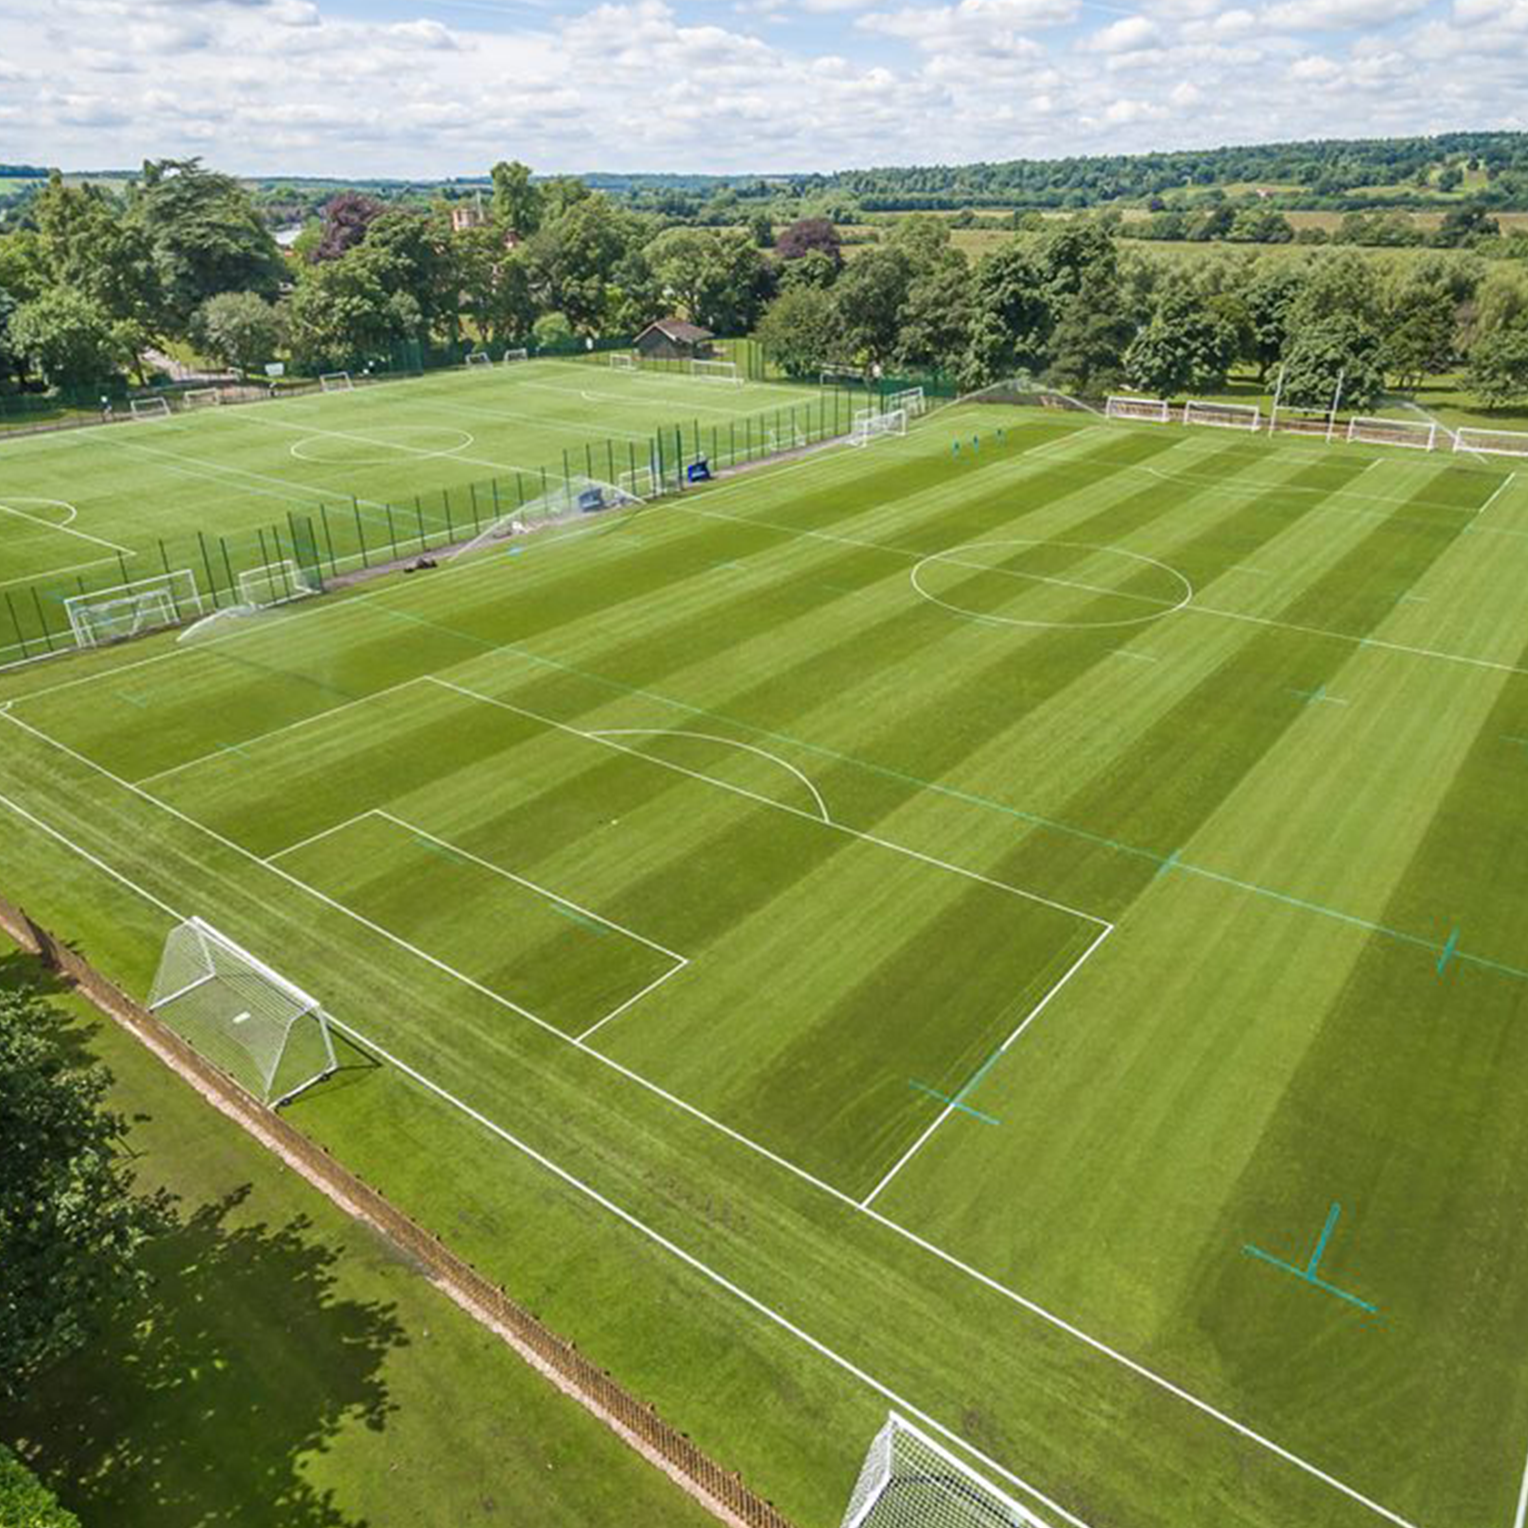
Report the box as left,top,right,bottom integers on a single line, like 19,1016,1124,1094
0,0,1524,178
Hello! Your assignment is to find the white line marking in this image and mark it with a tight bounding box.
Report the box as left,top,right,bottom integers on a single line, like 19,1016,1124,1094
264,808,379,862
134,675,431,786
861,922,1114,1209
1110,649,1158,663
0,710,1428,1527
1512,1436,1528,1528
0,554,120,591
431,677,1105,929
1481,472,1517,515
0,499,132,552
587,728,832,824
375,810,687,963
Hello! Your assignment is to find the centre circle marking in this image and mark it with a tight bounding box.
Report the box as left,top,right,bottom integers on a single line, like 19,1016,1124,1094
0,496,81,527
290,426,474,465
910,539,1193,630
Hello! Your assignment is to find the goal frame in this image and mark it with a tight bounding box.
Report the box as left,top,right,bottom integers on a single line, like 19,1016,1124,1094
886,386,927,418
464,350,494,369
821,366,869,389
502,348,530,365
237,559,322,609
849,407,908,447
128,396,173,421
1183,399,1261,432
148,916,337,1107
1346,416,1438,451
610,353,638,371
1106,395,1171,424
182,387,223,410
63,569,202,649
1454,426,1528,459
690,357,743,386
319,371,354,392
840,1414,1059,1528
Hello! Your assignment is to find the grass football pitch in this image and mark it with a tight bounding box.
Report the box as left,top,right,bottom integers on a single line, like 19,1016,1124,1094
2,394,1527,1528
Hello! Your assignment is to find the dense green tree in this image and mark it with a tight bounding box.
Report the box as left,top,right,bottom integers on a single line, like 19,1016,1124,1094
523,194,639,332
455,227,537,348
1123,289,1236,395
643,227,770,334
1227,207,1295,244
755,285,843,378
832,246,914,366
747,211,774,249
1241,262,1308,378
961,243,1052,386
0,1446,79,1528
1045,264,1134,396
127,159,284,336
0,988,167,1401
490,159,543,236
896,258,973,371
191,291,283,375
777,248,839,293
1037,221,1117,299
1467,326,1528,408
8,287,138,388
1433,204,1498,247
31,175,154,325
283,257,414,370
532,310,576,349
1278,314,1387,410
1291,251,1380,328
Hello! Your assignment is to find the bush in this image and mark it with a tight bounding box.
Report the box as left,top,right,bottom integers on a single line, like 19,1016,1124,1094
0,1445,80,1528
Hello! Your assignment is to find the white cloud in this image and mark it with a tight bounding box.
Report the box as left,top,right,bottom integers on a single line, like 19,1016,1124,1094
1085,13,1160,49
1263,0,1429,27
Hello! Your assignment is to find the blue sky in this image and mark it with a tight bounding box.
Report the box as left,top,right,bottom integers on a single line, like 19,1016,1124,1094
0,0,1523,177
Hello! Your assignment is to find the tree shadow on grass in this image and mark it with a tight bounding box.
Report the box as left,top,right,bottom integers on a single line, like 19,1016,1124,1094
0,956,409,1528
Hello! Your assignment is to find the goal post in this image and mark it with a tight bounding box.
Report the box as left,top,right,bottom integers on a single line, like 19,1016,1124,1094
1346,416,1438,451
450,476,642,559
840,1416,1063,1528
1105,395,1171,424
129,396,173,421
1455,426,1528,458
821,366,870,389
886,386,927,418
182,387,223,410
610,353,638,371
465,350,494,369
1183,399,1260,432
148,916,337,1107
502,348,530,365
63,569,202,649
849,407,908,447
690,357,743,385
319,371,353,392
237,558,323,608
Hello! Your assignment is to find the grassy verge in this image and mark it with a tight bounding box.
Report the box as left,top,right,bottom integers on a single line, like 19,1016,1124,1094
0,944,718,1528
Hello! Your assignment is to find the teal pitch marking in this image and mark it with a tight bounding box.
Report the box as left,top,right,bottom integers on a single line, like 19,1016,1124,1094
1244,1202,1378,1315
1290,684,1348,707
1155,849,1181,881
1502,735,1528,751
907,1079,1001,1126
1438,926,1461,976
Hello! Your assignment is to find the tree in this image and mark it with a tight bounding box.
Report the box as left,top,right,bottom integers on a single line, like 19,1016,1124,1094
777,248,838,293
1241,262,1307,379
961,242,1052,386
1278,314,1387,410
0,1446,80,1528
455,227,536,348
490,160,543,236
192,291,283,375
747,211,774,249
776,217,842,266
1467,326,1528,409
1037,221,1117,299
31,175,154,325
8,287,137,388
283,257,411,371
832,246,913,367
1045,264,1134,397
532,310,576,350
523,194,639,332
643,227,770,334
1433,204,1499,248
1124,289,1236,396
755,285,843,379
311,192,384,263
127,158,284,336
896,258,974,372
0,987,166,1401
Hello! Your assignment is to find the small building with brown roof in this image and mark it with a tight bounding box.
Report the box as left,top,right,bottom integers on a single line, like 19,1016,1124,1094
634,318,716,362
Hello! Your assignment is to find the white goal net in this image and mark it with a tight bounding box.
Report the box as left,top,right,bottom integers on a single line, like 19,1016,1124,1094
887,387,928,418
64,569,202,649
502,348,530,365
822,367,869,389
451,476,642,559
610,353,638,371
183,387,222,410
149,917,337,1106
237,559,323,608
1346,416,1437,451
840,1416,1060,1528
465,351,494,369
320,371,353,392
1454,426,1528,458
850,407,908,447
1183,399,1260,432
129,396,173,421
691,358,742,385
1106,395,1170,424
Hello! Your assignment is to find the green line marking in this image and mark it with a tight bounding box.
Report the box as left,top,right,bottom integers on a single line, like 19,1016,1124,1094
1244,1202,1378,1315
114,691,149,709
1155,849,1180,880
1290,684,1347,707
548,902,609,936
908,1079,1001,1126
1502,735,1528,750
411,833,469,867
1437,926,1461,976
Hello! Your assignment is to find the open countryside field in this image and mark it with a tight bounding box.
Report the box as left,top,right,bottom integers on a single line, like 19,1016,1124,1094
0,356,823,663
3,394,1528,1528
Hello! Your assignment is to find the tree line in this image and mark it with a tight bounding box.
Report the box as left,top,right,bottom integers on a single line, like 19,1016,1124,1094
754,217,1528,412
